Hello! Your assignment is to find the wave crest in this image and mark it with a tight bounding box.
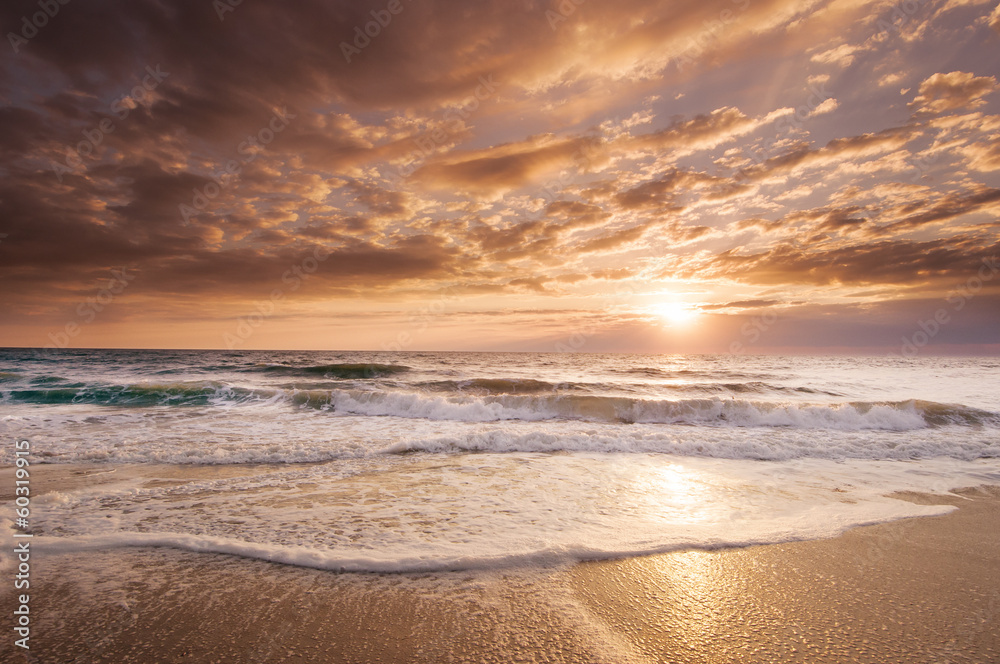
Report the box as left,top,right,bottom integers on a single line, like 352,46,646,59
324,390,998,431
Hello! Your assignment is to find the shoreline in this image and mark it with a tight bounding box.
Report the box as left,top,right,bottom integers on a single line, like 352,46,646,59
2,463,998,662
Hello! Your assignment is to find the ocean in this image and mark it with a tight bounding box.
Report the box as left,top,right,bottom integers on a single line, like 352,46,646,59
2,348,999,573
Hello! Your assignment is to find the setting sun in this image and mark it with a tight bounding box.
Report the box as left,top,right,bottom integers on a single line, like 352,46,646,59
652,302,700,326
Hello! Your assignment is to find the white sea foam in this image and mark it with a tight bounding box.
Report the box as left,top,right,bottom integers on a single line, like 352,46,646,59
380,426,1000,461
24,454,993,573
3,405,999,466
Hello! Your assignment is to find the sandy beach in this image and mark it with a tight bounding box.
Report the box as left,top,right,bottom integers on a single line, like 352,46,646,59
3,464,998,663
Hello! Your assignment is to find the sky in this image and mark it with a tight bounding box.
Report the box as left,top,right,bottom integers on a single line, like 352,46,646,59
1,0,999,354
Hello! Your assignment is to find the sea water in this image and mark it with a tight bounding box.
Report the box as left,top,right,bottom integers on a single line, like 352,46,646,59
1,349,998,572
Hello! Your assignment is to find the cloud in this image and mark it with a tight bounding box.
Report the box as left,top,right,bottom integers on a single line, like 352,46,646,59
407,104,790,196
623,106,790,155
411,135,599,194
739,125,918,181
875,187,1000,234
613,169,716,210
909,71,998,114
987,2,1000,33
810,43,861,68
346,181,411,218
963,141,1000,171
807,97,839,117
699,236,1000,287
507,277,550,293
877,72,904,87
699,299,782,311
576,224,650,254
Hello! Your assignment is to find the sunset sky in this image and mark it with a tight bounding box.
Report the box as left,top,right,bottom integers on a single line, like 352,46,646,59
1,0,999,353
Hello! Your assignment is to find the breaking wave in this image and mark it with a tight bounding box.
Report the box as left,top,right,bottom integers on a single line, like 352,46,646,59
6,380,995,431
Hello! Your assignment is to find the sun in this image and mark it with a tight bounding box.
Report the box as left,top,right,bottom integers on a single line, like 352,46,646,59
651,302,700,326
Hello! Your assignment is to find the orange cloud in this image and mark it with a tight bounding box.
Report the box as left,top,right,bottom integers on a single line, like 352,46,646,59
910,71,998,114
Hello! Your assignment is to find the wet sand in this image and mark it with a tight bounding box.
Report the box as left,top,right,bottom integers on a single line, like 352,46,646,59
2,465,998,663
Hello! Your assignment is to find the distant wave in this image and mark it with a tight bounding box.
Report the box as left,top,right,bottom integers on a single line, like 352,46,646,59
29,375,74,385
0,371,843,398
3,382,273,407
677,381,841,396
416,378,577,394
152,364,245,375
614,367,771,380
413,378,837,397
258,363,411,379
